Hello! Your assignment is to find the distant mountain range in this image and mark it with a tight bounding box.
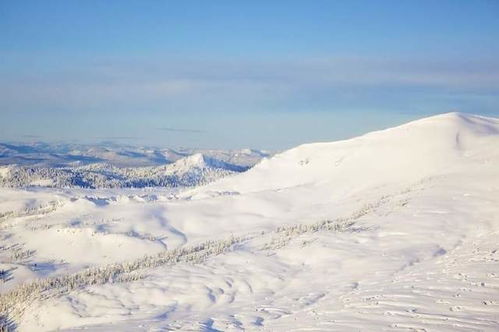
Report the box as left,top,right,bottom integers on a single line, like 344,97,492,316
0,142,272,189
0,142,271,167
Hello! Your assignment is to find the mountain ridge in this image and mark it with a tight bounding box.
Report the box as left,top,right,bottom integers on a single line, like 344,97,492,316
190,112,499,197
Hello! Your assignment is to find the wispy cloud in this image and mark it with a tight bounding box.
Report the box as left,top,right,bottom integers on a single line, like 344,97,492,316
157,127,205,133
1,55,498,117
95,136,142,140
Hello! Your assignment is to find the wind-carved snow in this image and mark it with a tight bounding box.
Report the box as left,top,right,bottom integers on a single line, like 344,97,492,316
1,112,499,331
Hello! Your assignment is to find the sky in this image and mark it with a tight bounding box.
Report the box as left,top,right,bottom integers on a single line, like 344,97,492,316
1,0,499,149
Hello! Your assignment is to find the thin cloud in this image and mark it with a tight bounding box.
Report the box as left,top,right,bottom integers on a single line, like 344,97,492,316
157,127,205,134
95,136,142,140
1,56,498,120
21,134,42,139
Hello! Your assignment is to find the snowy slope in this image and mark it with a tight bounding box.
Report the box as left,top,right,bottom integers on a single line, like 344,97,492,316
1,112,499,331
191,112,498,196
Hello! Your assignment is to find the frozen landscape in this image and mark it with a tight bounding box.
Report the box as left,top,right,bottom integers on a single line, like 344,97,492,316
0,112,498,331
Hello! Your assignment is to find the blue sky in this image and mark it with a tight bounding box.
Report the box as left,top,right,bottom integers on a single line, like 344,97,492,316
1,0,498,149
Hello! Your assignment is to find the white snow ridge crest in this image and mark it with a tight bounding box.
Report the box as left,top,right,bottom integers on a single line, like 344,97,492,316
1,112,499,331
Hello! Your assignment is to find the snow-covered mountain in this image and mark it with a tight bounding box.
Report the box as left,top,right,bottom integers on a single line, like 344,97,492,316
0,153,251,189
191,112,499,196
1,113,499,331
0,142,271,168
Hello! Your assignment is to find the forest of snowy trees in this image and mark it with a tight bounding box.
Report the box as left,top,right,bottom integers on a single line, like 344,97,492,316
0,154,247,189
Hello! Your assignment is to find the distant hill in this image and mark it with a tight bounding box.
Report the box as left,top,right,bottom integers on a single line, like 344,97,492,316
0,143,272,188
0,142,271,168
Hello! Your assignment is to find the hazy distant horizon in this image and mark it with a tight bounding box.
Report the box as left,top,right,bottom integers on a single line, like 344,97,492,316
2,110,482,151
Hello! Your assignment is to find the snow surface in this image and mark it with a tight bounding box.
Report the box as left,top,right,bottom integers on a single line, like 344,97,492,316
0,167,10,178
1,112,499,331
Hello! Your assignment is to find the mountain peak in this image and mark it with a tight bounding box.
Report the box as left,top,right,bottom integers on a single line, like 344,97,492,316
192,112,499,197
398,112,499,133
170,153,247,173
